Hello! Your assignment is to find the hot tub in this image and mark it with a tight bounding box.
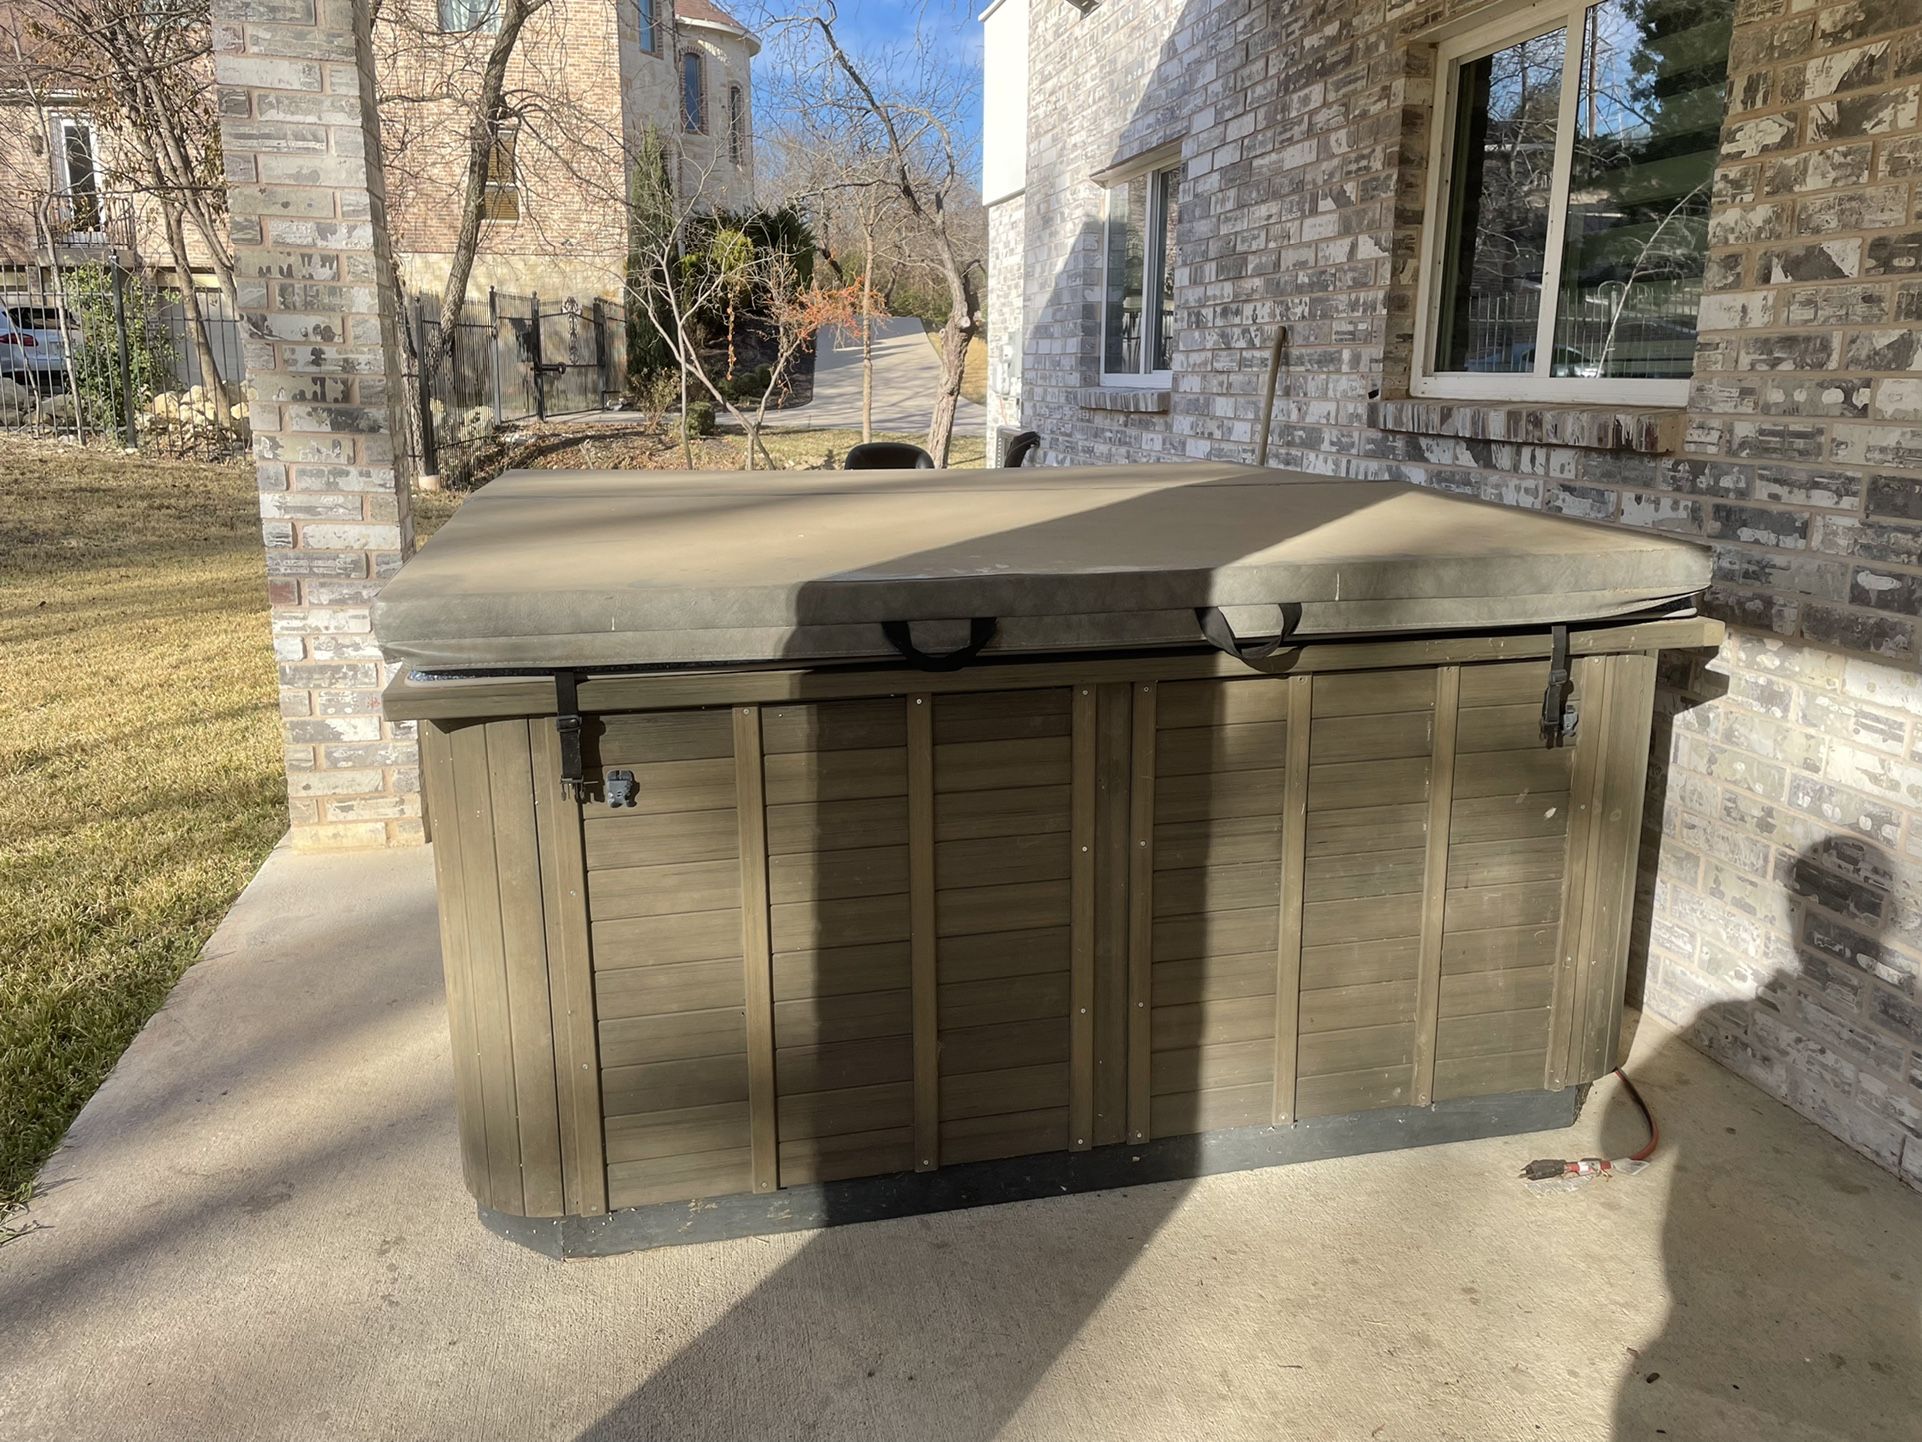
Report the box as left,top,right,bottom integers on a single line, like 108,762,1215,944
374,462,1718,1256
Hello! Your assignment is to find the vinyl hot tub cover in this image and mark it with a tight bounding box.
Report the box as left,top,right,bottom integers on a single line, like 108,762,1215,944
373,462,1714,674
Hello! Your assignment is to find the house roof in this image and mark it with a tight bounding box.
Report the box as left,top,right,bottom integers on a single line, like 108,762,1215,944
676,0,753,39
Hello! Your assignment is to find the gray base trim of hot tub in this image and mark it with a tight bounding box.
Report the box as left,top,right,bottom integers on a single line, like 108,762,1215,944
478,1086,1584,1259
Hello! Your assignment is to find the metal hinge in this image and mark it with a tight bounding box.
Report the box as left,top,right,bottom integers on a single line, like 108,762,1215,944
1540,624,1579,747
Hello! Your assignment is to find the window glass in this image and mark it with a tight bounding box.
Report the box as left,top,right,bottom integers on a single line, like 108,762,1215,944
1103,174,1148,374
683,52,706,132
729,86,744,164
1428,0,1732,388
481,126,519,222
61,121,102,231
437,0,498,33
1152,165,1179,372
1434,27,1566,375
638,0,656,53
1552,0,1731,378
1101,162,1180,378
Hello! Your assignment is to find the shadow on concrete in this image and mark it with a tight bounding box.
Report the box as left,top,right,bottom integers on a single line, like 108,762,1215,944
1608,831,1922,1440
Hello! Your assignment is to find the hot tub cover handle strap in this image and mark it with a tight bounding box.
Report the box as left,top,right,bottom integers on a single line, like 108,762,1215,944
882,617,999,672
1540,624,1579,747
1196,603,1303,664
554,671,588,801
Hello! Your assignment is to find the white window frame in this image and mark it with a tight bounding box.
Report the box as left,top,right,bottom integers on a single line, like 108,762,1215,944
1411,0,1703,407
1097,156,1179,388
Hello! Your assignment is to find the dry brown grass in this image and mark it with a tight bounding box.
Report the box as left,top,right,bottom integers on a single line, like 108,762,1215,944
0,440,284,1201
0,422,988,1203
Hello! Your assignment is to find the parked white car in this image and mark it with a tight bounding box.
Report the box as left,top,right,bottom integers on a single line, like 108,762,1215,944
0,303,76,389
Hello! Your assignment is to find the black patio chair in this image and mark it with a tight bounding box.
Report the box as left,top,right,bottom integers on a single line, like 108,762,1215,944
843,441,935,470
1002,430,1041,467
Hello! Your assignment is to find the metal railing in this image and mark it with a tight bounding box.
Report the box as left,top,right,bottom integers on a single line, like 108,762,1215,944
0,262,248,456
37,190,140,256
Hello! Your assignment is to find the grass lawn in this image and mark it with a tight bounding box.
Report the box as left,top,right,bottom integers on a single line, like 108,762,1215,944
0,441,285,1203
0,422,982,1206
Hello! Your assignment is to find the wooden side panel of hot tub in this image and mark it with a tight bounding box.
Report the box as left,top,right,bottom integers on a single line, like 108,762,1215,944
762,700,916,1186
421,646,1663,1219
586,709,754,1211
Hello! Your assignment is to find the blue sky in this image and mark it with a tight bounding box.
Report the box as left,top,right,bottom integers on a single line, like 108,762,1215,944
747,0,986,160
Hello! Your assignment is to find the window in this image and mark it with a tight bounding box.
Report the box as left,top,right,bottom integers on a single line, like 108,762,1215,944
1101,160,1180,383
638,0,657,54
682,51,706,133
437,0,499,32
56,119,102,233
1414,0,1733,404
481,125,519,222
728,85,745,165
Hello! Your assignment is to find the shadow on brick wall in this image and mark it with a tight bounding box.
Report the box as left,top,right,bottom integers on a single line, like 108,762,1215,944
1610,833,1922,1439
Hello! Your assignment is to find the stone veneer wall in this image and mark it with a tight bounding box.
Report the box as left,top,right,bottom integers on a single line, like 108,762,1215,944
1005,0,1922,1187
215,0,421,850
985,195,1027,445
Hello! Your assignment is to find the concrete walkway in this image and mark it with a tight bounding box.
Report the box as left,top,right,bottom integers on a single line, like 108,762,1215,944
768,316,987,435
3,843,1919,1442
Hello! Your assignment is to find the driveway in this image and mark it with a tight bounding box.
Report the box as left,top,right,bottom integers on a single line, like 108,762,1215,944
2,843,1919,1440
769,316,988,436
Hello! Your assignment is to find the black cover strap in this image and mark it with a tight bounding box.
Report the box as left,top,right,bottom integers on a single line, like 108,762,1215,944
1540,625,1579,747
882,618,999,672
554,671,587,800
1195,603,1304,664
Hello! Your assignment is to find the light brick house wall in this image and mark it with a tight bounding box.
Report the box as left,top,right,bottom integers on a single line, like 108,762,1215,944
4,0,759,303
378,0,756,303
986,0,1922,1189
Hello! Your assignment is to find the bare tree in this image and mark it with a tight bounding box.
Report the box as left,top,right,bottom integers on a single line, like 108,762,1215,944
9,0,237,421
765,127,901,443
769,3,982,465
626,138,854,470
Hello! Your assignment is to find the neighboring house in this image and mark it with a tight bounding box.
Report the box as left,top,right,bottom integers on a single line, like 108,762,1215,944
382,0,759,303
0,0,759,306
982,0,1922,1191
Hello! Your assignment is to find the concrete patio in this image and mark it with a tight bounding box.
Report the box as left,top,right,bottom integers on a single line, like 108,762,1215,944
2,843,1918,1442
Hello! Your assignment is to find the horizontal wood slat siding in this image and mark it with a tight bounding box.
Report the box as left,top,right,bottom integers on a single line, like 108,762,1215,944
1295,671,1435,1119
1433,661,1574,1102
586,709,753,1209
935,690,1074,1163
1148,679,1289,1139
472,647,1670,1220
766,702,915,1186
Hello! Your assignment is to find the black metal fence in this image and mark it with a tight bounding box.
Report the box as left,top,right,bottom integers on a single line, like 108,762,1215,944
408,288,628,478
0,260,248,457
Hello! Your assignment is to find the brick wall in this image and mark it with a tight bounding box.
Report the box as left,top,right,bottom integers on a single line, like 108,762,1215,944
985,194,1025,437
215,0,421,851
1003,0,1922,1188
374,0,633,299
